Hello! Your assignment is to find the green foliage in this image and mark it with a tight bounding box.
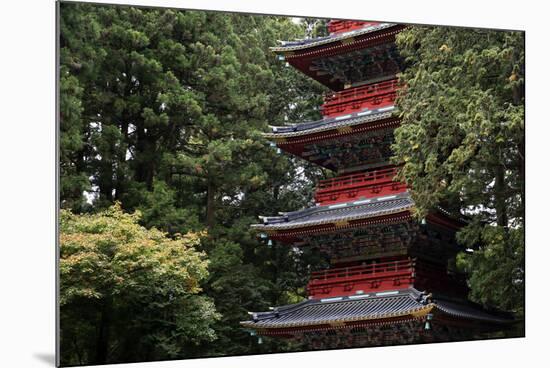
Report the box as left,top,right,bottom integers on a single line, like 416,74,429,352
137,179,201,234
60,3,325,364
59,204,219,365
59,67,89,212
60,4,527,361
394,26,524,314
456,226,524,314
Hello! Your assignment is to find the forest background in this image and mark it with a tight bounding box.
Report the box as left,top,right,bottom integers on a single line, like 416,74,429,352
59,3,524,366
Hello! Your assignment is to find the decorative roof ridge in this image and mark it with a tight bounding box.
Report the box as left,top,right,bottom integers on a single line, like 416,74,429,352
264,107,397,139
310,287,425,305
241,287,514,329
240,288,435,328
251,191,412,228
244,287,424,319
248,299,313,321
270,23,397,53
306,287,425,305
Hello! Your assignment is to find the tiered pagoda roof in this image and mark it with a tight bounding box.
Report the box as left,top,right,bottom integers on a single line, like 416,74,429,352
267,113,400,173
243,17,514,346
266,76,400,172
271,22,405,90
254,191,413,232
271,23,398,53
266,106,396,139
241,288,512,334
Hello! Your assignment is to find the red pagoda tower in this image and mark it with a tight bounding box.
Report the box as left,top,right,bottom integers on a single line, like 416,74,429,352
241,20,512,349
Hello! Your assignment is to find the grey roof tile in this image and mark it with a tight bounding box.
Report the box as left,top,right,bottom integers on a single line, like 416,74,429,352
241,288,513,329
253,192,414,231
264,107,395,139
271,23,397,53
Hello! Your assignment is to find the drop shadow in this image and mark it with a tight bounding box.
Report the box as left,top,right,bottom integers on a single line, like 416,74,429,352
33,353,56,366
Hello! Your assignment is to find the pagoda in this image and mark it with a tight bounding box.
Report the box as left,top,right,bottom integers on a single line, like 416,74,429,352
241,20,512,349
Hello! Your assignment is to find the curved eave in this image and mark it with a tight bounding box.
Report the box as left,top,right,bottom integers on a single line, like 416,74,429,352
264,108,396,139
433,300,513,324
240,289,514,331
241,289,432,329
252,192,414,231
241,305,432,329
436,206,469,225
270,23,398,53
251,206,414,232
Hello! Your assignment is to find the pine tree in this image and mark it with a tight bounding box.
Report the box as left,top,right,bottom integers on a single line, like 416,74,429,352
60,3,326,361
393,26,524,316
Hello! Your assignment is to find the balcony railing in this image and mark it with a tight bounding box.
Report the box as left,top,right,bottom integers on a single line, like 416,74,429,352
310,259,414,283
315,167,405,205
321,78,399,118
327,20,379,34
306,258,468,298
317,167,399,192
307,258,415,297
324,78,398,104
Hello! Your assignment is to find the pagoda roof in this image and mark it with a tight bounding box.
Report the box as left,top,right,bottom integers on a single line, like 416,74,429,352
271,23,397,53
253,191,413,231
265,106,396,139
240,288,513,331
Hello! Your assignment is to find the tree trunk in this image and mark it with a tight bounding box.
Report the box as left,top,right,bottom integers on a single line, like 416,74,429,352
114,121,128,201
519,140,525,221
494,164,508,229
273,184,280,201
135,126,155,191
99,161,114,203
206,179,216,230
72,147,87,212
94,297,112,364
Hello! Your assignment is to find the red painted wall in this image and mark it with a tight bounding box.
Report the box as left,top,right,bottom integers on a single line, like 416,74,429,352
307,258,414,298
306,258,468,299
321,79,398,118
327,20,379,34
314,166,407,205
